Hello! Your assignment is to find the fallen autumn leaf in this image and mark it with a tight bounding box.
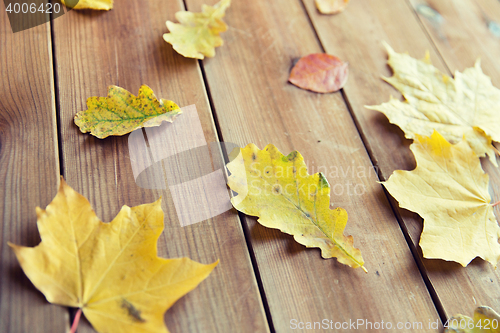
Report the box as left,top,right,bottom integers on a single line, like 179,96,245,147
163,0,231,59
382,131,500,267
9,178,218,333
366,43,500,166
445,306,500,332
288,53,348,93
315,0,350,14
74,85,181,139
61,0,113,10
226,144,365,270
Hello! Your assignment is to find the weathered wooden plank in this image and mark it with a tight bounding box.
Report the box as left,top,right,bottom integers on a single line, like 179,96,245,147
409,0,500,316
51,0,268,332
303,0,500,319
410,0,500,86
186,0,441,331
0,17,67,333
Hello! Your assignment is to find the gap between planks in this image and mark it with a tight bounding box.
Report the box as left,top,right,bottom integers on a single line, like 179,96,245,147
297,0,449,325
49,3,72,329
190,0,279,328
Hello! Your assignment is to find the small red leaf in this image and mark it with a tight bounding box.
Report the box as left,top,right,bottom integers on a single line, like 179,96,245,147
288,54,348,93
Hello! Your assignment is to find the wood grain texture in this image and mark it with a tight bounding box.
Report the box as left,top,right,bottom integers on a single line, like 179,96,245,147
0,15,66,333
409,0,500,316
187,0,441,331
51,0,268,332
410,0,500,86
303,0,500,319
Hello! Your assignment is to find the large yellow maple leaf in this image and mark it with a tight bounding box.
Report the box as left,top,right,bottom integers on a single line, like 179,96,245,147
367,43,500,166
163,0,231,59
227,144,365,270
9,178,218,333
382,131,500,267
74,85,181,139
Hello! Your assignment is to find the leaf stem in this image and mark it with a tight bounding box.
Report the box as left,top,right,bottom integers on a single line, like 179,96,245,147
493,200,500,207
70,308,82,333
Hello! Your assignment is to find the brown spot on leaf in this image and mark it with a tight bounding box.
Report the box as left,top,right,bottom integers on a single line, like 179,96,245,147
121,299,146,323
284,151,298,162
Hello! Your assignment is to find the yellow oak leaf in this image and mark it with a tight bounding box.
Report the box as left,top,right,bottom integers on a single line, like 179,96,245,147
226,144,365,271
61,0,113,10
445,306,500,332
382,131,500,267
74,85,181,139
9,178,218,333
366,43,500,166
163,0,231,59
315,0,350,14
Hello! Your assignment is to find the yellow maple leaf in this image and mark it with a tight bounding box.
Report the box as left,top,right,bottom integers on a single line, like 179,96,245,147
445,306,500,333
226,144,365,271
61,0,113,10
315,0,350,14
382,131,500,267
366,43,500,166
163,0,231,59
74,85,181,139
9,178,218,333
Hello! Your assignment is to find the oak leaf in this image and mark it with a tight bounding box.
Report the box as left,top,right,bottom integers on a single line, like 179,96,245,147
366,43,500,166
315,0,350,14
61,0,113,10
382,131,500,267
445,306,500,332
288,54,348,93
163,0,231,59
226,144,365,270
9,178,218,333
74,85,181,139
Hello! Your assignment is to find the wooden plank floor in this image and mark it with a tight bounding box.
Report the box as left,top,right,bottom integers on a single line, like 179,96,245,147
303,0,500,321
51,1,267,332
0,12,67,333
1,0,499,332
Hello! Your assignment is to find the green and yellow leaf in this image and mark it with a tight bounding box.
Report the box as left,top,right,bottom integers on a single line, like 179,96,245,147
445,306,500,332
382,131,500,267
163,0,231,59
366,43,500,166
227,144,365,270
9,178,217,333
74,85,181,139
61,0,113,10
